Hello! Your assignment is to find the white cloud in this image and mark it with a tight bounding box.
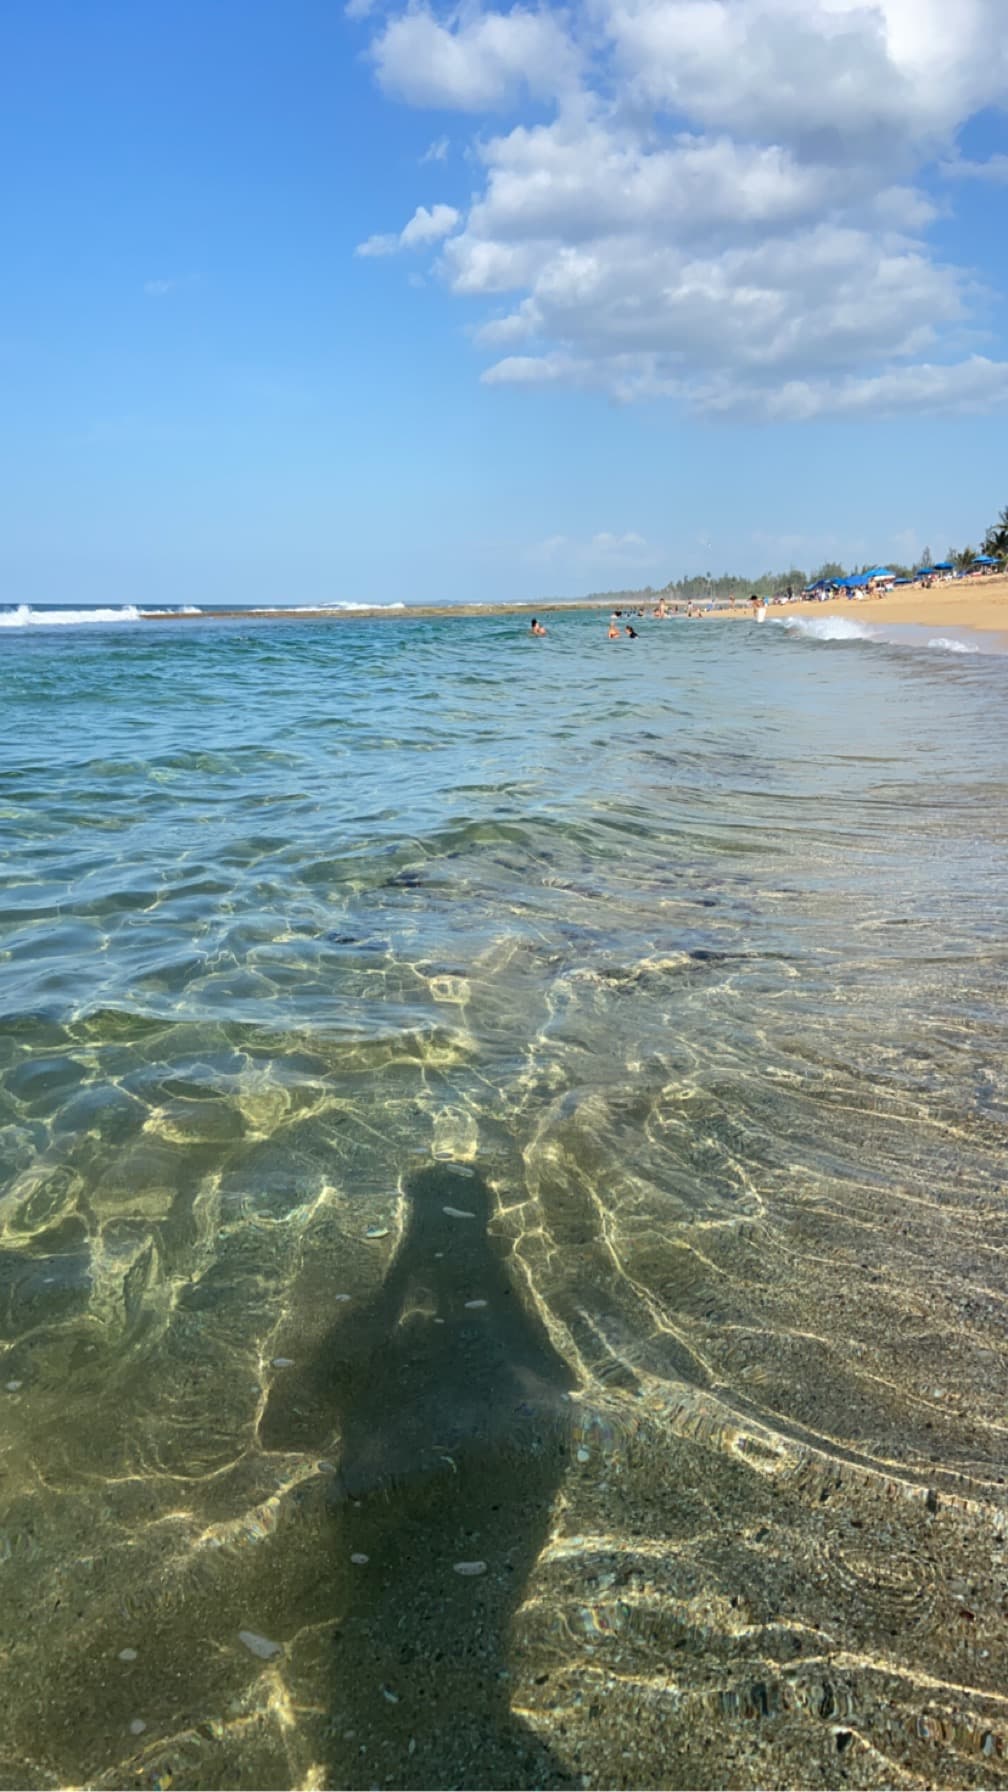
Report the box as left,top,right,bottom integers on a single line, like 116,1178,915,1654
357,202,460,257
400,202,461,246
530,528,653,564
421,135,451,163
354,0,1008,419
371,5,578,110
941,152,1008,184
724,355,1008,422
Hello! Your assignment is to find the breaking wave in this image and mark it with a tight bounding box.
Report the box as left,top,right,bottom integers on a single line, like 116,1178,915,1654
928,636,980,654
774,614,874,643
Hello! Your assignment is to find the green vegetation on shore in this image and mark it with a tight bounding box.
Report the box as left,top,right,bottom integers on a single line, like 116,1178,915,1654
550,502,1008,610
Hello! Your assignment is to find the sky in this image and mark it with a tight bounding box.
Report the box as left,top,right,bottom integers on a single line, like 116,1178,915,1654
1,0,1007,608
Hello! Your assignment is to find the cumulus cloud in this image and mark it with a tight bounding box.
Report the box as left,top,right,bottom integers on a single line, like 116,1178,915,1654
371,5,578,109
941,152,1008,183
351,0,1008,418
357,202,460,257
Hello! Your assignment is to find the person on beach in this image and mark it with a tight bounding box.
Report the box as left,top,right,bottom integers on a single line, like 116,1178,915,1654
608,618,620,639
529,617,547,636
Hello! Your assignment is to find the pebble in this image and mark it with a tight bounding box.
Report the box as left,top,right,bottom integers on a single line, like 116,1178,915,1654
576,1447,591,1463
334,1293,352,1302
271,1357,294,1368
5,1381,23,1392
381,1685,399,1704
446,1164,475,1179
464,1299,488,1310
351,1552,370,1565
453,1560,487,1576
129,1719,147,1736
118,1647,138,1662
238,1629,282,1659
443,1206,475,1220
364,1226,389,1240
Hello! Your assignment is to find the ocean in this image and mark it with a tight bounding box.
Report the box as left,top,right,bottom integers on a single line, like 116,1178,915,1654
1,603,1007,1789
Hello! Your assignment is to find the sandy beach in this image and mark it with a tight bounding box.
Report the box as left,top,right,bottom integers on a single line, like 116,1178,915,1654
762,572,1008,640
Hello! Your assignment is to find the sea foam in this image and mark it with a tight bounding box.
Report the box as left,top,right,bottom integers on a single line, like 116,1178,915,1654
0,604,144,628
776,614,873,643
928,636,980,654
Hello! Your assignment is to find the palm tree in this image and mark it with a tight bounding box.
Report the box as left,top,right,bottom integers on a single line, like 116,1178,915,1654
952,545,976,572
982,506,1008,562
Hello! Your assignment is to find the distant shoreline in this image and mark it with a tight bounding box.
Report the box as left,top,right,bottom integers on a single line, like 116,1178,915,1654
137,576,1008,639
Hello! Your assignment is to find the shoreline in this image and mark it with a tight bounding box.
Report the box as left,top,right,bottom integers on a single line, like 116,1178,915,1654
754,572,1008,642
135,576,1008,639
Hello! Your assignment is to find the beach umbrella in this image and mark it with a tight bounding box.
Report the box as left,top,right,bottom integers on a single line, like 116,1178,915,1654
972,554,997,565
933,561,953,571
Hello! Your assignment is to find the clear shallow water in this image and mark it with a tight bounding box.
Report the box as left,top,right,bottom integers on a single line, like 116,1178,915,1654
1,609,1007,1789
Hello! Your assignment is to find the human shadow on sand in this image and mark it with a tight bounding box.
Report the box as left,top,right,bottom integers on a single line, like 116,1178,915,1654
258,1161,578,1790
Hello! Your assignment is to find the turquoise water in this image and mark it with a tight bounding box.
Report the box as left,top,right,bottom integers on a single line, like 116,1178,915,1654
1,608,1007,1789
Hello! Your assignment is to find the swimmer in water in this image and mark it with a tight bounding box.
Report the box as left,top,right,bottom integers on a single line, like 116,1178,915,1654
625,624,637,638
608,619,620,639
529,617,547,636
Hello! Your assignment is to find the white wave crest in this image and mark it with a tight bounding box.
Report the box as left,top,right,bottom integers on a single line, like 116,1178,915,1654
0,604,143,628
776,615,873,643
928,636,980,654
248,602,408,614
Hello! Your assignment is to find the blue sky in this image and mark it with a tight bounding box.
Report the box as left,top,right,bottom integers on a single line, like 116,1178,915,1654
2,0,1007,608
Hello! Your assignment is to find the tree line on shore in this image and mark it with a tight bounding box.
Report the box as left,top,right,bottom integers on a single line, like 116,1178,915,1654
565,503,1008,608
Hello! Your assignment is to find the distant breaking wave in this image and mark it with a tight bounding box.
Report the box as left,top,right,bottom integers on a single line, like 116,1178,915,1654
246,602,408,614
0,604,146,628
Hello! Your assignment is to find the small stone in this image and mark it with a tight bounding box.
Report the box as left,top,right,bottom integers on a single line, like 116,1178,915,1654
364,1226,389,1240
334,1293,352,1302
5,1380,23,1392
453,1560,487,1576
381,1685,399,1703
129,1719,147,1736
576,1447,591,1463
446,1164,475,1179
464,1299,488,1310
443,1206,475,1220
118,1647,138,1662
351,1552,370,1565
238,1629,282,1659
271,1357,294,1368
318,1460,337,1473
